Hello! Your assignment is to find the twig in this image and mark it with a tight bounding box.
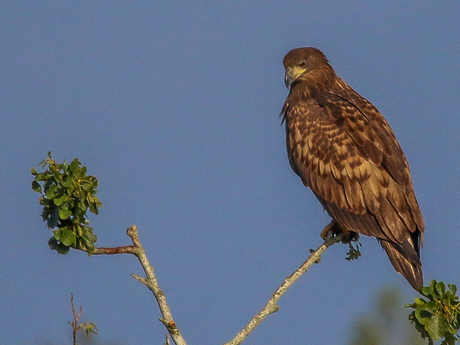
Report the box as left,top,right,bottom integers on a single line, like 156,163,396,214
69,293,81,345
223,233,344,345
67,294,98,344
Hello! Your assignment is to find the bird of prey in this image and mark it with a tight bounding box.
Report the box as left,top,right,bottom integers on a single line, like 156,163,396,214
281,47,424,290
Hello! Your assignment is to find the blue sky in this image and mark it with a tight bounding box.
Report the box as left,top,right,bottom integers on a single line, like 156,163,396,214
1,2,459,344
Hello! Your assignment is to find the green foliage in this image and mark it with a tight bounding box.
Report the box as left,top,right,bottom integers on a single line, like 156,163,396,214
79,321,99,340
407,280,460,344
31,152,102,254
345,241,362,261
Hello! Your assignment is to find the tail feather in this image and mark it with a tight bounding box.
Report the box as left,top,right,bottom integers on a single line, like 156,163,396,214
380,239,423,290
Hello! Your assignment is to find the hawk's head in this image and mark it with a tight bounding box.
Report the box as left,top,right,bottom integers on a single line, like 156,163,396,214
283,47,332,90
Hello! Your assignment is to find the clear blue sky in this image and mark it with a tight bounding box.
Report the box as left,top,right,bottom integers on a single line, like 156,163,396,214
1,2,459,344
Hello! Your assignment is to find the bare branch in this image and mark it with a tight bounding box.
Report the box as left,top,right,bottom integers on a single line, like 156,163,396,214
223,233,344,345
68,293,80,345
68,294,98,344
125,226,186,344
76,225,187,345
72,225,344,345
91,245,137,255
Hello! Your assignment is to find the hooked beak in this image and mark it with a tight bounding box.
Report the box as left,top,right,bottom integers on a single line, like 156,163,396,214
284,66,307,90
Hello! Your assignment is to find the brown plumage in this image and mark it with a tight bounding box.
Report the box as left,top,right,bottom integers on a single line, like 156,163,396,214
281,47,424,290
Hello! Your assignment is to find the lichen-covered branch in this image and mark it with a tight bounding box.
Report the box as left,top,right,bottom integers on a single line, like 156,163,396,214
125,226,185,344
78,225,187,345
223,233,343,345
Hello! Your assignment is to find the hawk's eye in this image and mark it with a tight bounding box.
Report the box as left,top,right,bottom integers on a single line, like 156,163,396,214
298,61,307,68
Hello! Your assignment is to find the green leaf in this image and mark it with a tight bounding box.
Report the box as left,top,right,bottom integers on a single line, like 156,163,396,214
48,237,70,255
427,314,442,340
56,243,70,255
52,230,61,240
48,236,59,250
425,301,438,313
76,166,87,179
81,181,93,192
88,198,100,214
436,281,446,297
61,176,74,187
69,158,80,173
421,284,434,297
60,228,76,246
80,321,99,339
45,185,58,199
47,208,60,228
58,207,73,220
415,308,432,326
31,180,42,192
54,194,69,206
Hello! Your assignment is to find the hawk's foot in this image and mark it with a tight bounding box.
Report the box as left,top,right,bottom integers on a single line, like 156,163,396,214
320,220,359,243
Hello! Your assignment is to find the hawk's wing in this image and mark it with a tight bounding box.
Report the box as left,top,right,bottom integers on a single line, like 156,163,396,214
283,87,424,246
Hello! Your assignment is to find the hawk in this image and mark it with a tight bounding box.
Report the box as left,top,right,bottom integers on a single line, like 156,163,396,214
281,47,424,290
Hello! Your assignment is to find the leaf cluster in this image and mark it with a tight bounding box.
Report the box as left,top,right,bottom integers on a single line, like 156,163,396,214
345,241,362,261
31,152,102,254
407,280,460,344
74,321,99,340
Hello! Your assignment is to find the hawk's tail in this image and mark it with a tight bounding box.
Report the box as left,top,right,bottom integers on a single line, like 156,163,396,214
379,239,423,290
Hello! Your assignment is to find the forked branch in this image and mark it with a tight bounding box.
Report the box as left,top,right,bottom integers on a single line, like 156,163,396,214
224,233,344,345
79,227,342,345
78,225,187,345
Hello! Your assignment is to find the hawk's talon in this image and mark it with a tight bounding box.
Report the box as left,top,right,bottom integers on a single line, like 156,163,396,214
320,220,359,243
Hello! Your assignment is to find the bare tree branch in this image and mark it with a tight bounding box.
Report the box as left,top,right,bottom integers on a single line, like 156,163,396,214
77,225,187,345
68,293,98,345
75,225,343,345
223,233,344,345
69,293,81,345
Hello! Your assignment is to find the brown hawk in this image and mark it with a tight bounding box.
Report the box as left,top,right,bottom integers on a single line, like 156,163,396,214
281,47,424,290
